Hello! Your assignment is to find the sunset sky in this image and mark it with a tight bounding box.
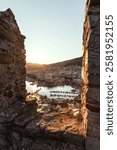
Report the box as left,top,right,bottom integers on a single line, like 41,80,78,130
0,0,86,64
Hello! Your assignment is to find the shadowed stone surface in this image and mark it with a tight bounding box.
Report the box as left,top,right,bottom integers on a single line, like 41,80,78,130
0,8,26,109
81,0,100,149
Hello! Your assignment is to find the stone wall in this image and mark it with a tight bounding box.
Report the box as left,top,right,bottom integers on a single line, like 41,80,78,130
0,9,26,109
0,9,86,150
0,2,100,149
81,0,100,150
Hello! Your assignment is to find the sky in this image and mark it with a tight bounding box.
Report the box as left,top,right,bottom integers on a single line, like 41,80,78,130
0,0,86,64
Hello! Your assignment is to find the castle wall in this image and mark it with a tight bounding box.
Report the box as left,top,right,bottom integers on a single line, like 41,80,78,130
0,9,26,109
81,0,100,149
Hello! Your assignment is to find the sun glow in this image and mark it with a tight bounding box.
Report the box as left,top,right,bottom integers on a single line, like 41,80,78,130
26,51,47,64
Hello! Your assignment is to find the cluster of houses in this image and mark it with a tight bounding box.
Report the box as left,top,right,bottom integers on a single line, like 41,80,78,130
27,64,81,88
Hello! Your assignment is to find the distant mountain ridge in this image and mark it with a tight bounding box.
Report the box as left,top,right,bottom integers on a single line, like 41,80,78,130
26,57,82,70
48,57,82,67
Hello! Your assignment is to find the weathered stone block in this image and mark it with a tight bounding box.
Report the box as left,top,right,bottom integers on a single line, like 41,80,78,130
81,0,100,149
87,111,100,137
88,14,99,28
85,136,100,150
0,53,13,64
87,0,100,7
87,87,100,104
88,73,100,86
86,103,100,113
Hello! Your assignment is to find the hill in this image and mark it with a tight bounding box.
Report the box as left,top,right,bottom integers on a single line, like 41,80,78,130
26,57,82,71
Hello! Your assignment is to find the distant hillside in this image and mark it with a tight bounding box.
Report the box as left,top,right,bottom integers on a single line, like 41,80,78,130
26,57,82,70
48,57,82,67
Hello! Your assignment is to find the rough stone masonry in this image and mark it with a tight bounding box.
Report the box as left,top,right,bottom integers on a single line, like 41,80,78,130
0,0,100,149
0,9,85,150
0,9,26,108
81,0,100,149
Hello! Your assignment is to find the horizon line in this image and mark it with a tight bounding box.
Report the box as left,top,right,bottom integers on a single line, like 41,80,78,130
26,56,82,65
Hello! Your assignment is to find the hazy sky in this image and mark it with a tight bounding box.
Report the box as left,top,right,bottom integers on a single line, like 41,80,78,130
0,0,86,64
